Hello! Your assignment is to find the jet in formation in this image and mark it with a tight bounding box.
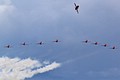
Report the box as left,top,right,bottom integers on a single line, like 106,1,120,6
93,42,99,45
83,40,89,43
53,39,60,43
5,45,11,48
37,41,44,45
110,46,116,49
21,42,28,46
101,44,108,47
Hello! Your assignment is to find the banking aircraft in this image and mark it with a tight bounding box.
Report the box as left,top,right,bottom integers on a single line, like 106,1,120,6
74,3,79,13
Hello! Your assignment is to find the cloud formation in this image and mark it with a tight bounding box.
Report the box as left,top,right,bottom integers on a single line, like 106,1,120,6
0,0,15,16
0,57,61,80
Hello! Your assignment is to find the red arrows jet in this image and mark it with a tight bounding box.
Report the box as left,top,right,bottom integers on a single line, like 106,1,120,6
5,45,11,48
37,41,44,45
53,39,60,43
92,42,99,45
101,44,108,47
21,42,28,46
110,46,117,49
74,3,79,13
82,40,89,43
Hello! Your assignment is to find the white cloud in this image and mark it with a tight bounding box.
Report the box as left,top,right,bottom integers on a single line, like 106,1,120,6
0,57,61,80
0,4,14,14
0,0,15,17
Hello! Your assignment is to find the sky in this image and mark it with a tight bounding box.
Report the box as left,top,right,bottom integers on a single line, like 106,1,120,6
0,0,120,80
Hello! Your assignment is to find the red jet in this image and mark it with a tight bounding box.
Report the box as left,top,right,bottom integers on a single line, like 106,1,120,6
5,45,11,48
37,41,44,45
101,44,108,47
21,42,28,46
110,46,116,49
53,39,60,43
82,40,89,43
93,42,99,45
74,3,79,14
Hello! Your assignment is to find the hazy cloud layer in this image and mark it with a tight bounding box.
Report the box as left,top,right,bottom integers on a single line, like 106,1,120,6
87,68,120,77
0,0,15,16
0,57,61,80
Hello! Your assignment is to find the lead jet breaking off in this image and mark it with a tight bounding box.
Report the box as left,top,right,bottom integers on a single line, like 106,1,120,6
74,3,79,14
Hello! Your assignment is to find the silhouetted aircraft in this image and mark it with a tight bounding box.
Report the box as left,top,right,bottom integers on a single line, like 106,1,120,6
92,42,98,45
82,40,89,43
74,3,79,13
110,46,116,49
5,45,11,48
37,41,44,45
21,42,28,46
101,44,108,47
53,39,60,43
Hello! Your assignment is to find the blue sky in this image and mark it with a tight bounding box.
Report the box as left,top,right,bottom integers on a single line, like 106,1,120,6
0,0,120,80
